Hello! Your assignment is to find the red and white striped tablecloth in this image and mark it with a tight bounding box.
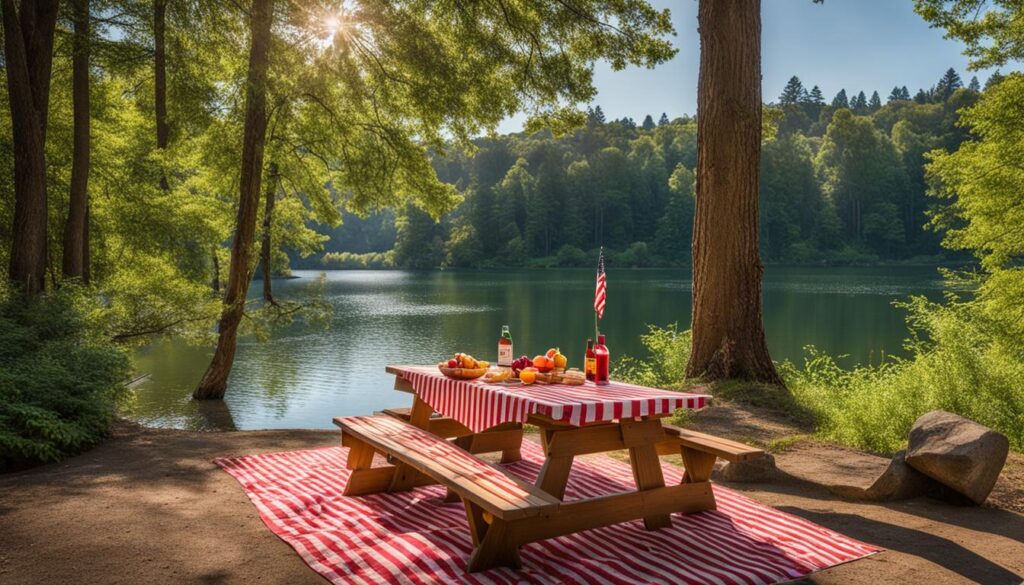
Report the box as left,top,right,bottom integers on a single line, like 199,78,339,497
391,365,711,433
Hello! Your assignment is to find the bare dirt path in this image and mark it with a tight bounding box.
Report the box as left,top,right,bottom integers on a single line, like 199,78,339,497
0,414,1021,584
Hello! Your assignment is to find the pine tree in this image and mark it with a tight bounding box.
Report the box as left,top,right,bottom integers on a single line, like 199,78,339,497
900,86,911,100
869,90,882,111
852,91,868,112
587,105,607,124
832,88,849,109
935,67,963,100
779,75,805,104
985,71,1005,90
807,85,825,105
658,112,670,126
914,88,930,103
968,75,981,91
641,114,656,130
887,86,903,103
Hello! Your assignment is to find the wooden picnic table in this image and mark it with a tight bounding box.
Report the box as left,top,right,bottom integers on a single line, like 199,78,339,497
334,364,760,572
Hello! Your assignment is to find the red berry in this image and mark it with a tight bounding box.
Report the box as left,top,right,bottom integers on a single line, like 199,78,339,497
447,358,458,368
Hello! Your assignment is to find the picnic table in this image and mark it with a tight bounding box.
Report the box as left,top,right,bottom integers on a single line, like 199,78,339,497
334,364,762,572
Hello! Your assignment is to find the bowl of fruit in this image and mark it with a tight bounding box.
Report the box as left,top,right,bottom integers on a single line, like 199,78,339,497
438,353,490,379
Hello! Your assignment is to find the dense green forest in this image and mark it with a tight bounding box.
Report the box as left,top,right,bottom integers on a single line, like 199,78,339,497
319,68,991,270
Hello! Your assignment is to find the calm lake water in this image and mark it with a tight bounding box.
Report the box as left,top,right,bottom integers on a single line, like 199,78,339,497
127,266,946,430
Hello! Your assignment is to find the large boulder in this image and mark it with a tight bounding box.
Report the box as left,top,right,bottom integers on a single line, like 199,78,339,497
905,410,1009,505
828,450,932,501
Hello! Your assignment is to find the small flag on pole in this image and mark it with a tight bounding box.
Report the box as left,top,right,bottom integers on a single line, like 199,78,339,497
594,247,607,320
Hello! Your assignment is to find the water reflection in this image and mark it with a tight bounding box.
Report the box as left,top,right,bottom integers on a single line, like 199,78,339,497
126,266,946,430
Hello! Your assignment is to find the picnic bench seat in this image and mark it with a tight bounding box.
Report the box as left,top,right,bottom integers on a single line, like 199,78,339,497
656,424,765,483
378,406,523,463
335,415,560,571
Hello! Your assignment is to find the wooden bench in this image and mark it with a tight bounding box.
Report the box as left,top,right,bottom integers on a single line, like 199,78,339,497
378,406,523,464
657,424,765,483
335,415,560,571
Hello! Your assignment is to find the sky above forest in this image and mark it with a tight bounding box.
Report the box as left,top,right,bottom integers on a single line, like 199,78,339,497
499,0,1015,133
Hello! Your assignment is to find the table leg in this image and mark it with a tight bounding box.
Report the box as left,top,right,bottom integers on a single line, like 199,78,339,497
629,442,672,529
389,394,435,492
537,454,574,500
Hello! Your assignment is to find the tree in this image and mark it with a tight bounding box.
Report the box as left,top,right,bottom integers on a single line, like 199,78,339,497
687,0,781,384
193,0,274,400
935,67,963,100
2,0,59,295
887,86,903,102
641,114,656,130
985,71,1005,89
807,85,825,105
852,90,868,112
779,75,805,104
914,88,931,103
658,112,670,126
832,88,849,109
154,0,169,190
968,75,981,91
191,0,676,398
62,0,91,282
869,90,882,111
588,105,606,124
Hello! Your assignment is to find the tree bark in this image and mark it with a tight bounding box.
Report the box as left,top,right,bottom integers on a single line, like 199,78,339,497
62,0,90,283
154,0,169,191
260,162,278,304
193,0,274,400
2,0,59,296
211,247,220,293
686,0,782,384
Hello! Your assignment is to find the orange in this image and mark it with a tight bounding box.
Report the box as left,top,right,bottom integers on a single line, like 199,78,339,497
532,355,554,370
519,368,537,384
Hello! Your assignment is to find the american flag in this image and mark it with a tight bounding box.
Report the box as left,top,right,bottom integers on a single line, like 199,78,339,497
594,247,607,319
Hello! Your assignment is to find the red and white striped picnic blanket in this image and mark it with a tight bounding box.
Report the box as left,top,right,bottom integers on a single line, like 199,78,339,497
394,365,711,433
217,441,882,584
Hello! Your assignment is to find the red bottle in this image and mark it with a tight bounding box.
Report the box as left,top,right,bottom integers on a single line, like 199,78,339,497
594,334,610,385
584,339,595,381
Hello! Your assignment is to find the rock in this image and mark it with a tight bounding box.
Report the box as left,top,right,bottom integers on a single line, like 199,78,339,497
905,410,1009,505
714,453,778,483
828,450,932,501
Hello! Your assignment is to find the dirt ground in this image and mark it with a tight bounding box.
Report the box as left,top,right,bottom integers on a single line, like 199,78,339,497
1,412,1021,585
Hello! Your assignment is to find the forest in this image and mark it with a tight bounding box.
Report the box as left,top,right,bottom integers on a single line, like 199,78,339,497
321,67,991,270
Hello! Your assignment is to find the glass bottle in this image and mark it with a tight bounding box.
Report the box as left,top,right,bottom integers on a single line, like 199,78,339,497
594,334,610,385
498,325,514,368
584,339,595,381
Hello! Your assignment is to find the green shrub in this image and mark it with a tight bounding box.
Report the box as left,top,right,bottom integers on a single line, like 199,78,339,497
614,323,691,389
556,245,588,267
0,285,131,471
783,296,1024,454
322,250,395,269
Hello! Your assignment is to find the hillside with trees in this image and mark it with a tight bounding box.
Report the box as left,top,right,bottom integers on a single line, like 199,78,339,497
322,68,988,270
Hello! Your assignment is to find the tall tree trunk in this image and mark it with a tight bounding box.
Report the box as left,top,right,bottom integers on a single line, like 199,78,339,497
63,0,90,283
2,0,59,296
260,162,278,304
686,0,781,384
153,0,169,191
193,0,274,400
211,247,220,293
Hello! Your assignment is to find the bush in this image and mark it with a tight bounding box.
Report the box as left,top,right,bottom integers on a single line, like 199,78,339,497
0,286,131,471
322,250,395,269
782,296,1024,454
556,245,588,267
614,323,692,389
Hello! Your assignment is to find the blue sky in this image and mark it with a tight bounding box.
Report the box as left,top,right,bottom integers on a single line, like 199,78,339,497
499,0,1011,133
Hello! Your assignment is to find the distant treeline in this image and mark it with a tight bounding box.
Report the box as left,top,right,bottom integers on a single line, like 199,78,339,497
313,68,991,270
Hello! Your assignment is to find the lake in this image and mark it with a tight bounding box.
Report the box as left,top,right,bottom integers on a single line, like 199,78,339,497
127,266,946,430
